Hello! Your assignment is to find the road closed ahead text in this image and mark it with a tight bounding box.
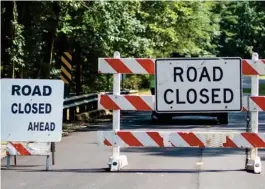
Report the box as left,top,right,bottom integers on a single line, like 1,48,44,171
1,79,64,142
11,85,55,131
155,59,241,112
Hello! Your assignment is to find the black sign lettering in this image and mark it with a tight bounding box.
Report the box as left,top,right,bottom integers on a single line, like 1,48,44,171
32,103,38,114
18,104,24,114
187,89,197,104
11,85,52,96
22,85,31,96
45,104,52,113
164,89,173,104
50,122,55,131
176,89,185,104
28,122,33,131
213,67,223,81
174,67,184,82
34,122,39,131
224,88,234,103
43,86,52,96
24,103,31,113
39,103,45,114
11,103,52,114
11,103,18,113
28,122,55,131
199,67,211,82
212,88,221,103
11,85,21,96
187,67,197,82
32,86,41,96
40,122,44,131
199,88,209,104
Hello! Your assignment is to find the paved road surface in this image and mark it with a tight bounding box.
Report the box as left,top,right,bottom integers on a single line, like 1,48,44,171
1,111,265,189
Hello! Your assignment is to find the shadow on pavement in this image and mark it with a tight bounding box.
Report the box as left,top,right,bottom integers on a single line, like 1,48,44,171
5,168,246,174
78,111,265,132
122,148,265,158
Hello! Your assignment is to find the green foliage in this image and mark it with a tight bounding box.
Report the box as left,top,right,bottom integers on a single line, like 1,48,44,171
1,1,265,92
214,1,265,58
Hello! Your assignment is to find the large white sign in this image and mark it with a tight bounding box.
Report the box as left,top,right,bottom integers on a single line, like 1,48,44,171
1,79,64,142
155,58,242,113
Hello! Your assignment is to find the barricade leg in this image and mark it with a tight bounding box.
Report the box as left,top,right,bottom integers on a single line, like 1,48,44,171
45,155,50,171
6,155,11,169
108,51,128,171
14,155,17,166
245,53,261,174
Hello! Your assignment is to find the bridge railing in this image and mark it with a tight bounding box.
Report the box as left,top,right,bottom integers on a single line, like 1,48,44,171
62,90,138,122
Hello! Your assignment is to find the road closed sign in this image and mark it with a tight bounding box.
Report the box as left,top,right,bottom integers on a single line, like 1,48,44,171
1,79,64,142
155,58,242,113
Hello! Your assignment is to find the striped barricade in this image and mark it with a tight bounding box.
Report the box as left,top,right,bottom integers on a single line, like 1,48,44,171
97,131,265,148
97,52,265,174
5,142,51,170
98,94,265,112
98,57,265,75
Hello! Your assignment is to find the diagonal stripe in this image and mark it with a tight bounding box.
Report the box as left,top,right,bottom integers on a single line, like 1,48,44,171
117,132,143,146
61,75,69,84
104,139,112,146
178,133,205,147
116,95,136,110
242,60,259,75
261,59,265,64
136,59,155,74
10,142,31,155
105,59,132,73
61,56,72,70
242,107,247,111
124,96,152,110
251,96,265,111
146,132,164,147
241,133,265,148
133,132,158,147
100,95,120,110
223,137,238,148
64,52,72,61
61,66,72,80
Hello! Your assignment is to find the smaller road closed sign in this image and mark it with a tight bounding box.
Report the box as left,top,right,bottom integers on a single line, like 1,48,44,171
1,79,64,142
155,58,242,113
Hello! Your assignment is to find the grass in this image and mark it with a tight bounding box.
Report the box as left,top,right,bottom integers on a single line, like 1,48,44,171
138,88,151,95
243,83,265,95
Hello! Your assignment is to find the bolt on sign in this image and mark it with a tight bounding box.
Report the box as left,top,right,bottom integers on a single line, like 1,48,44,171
155,58,242,113
1,79,64,142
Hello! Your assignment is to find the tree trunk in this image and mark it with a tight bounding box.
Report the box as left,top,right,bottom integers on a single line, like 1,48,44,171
39,1,60,79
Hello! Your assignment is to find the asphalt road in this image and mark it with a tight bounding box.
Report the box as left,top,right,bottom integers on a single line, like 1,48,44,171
1,110,265,189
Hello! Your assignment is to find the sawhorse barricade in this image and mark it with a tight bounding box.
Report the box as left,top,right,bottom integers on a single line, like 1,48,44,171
97,52,265,174
5,142,52,171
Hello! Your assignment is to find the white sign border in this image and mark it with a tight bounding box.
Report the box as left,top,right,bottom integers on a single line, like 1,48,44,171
154,57,243,113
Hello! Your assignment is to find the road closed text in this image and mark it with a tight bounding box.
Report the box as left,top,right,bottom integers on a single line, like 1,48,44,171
10,85,55,131
163,66,234,105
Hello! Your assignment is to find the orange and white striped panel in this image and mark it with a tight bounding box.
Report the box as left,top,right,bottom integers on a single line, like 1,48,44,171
97,131,265,148
98,58,265,76
98,58,154,74
98,95,265,112
98,94,154,111
242,59,265,75
242,96,265,111
6,142,51,156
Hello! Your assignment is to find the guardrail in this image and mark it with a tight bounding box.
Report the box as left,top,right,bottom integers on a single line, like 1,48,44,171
63,90,138,122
